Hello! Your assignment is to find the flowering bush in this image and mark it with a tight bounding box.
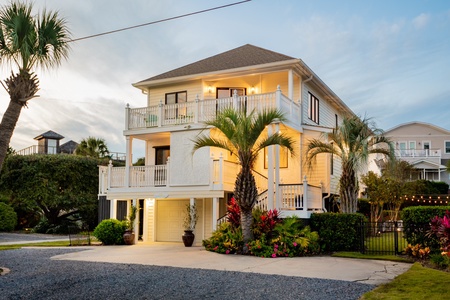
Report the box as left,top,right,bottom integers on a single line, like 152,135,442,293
226,197,241,229
404,244,431,260
202,222,243,254
248,216,320,258
427,210,450,254
252,207,282,240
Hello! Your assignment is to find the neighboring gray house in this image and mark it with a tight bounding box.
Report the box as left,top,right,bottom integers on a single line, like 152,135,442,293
385,121,450,184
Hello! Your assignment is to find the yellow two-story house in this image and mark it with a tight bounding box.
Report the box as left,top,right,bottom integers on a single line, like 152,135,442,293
98,44,354,245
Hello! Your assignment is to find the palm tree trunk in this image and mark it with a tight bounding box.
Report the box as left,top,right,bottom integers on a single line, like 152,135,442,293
339,166,358,213
234,166,258,254
0,100,23,171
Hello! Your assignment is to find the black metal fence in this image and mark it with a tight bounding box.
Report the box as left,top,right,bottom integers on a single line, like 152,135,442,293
359,221,409,255
68,225,92,246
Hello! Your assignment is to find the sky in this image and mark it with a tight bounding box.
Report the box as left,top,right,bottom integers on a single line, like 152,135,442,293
1,0,449,161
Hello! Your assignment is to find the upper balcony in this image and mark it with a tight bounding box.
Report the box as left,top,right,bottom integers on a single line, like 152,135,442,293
125,88,302,133
394,149,442,165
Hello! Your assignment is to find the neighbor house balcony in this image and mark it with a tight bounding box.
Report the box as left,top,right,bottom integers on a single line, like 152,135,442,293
125,88,302,132
394,149,441,165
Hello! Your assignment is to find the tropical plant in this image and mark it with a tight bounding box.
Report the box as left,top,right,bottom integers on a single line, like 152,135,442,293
183,203,198,231
202,222,243,254
192,107,294,253
306,115,393,213
125,205,137,231
0,1,71,171
75,137,110,159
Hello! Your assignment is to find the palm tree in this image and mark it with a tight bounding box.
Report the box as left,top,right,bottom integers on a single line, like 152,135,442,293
75,137,110,159
0,1,71,171
192,107,294,253
306,115,393,213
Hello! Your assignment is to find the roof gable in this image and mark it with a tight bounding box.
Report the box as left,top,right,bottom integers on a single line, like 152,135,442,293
34,130,64,141
136,44,295,84
385,121,450,136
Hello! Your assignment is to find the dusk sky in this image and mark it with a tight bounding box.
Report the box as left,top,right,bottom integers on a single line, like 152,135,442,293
1,0,449,160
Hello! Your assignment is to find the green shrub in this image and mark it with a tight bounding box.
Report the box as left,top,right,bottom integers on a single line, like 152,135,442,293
0,202,17,231
430,253,450,270
93,219,126,245
310,212,366,252
401,206,450,250
202,222,243,254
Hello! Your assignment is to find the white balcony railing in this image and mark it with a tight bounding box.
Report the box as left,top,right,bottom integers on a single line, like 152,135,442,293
126,88,301,131
394,149,441,158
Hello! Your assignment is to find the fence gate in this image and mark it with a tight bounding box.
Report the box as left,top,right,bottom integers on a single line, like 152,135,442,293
360,221,408,255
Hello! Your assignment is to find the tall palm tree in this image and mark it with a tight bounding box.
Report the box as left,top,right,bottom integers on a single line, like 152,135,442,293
75,137,110,159
192,107,294,253
306,115,393,213
0,1,71,171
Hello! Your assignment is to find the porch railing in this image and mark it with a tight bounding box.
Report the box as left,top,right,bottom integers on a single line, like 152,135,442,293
126,87,301,130
394,149,441,158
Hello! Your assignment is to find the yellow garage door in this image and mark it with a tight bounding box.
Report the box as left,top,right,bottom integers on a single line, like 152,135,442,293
156,200,189,242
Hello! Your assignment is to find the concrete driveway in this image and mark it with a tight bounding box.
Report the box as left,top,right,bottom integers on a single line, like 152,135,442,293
52,242,412,285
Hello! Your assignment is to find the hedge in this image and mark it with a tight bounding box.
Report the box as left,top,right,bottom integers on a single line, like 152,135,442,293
93,219,126,245
310,213,366,252
0,202,17,231
401,206,450,250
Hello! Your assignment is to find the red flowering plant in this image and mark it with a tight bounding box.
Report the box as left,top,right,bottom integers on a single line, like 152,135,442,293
251,208,282,240
226,197,241,229
427,210,450,256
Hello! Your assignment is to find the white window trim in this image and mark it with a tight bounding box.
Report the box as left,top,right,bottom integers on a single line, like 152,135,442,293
445,141,450,154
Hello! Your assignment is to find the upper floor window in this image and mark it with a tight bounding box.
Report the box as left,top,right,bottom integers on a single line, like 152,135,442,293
165,91,187,105
308,92,319,124
216,87,246,98
445,141,450,154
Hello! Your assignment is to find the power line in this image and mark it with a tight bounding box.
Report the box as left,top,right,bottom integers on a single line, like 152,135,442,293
70,0,251,42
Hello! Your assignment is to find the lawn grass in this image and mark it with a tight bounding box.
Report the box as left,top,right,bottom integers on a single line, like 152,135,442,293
364,231,409,254
0,240,72,251
332,251,412,263
361,262,450,300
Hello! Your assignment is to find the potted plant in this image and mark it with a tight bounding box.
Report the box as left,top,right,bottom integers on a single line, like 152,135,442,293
123,205,137,245
182,203,198,247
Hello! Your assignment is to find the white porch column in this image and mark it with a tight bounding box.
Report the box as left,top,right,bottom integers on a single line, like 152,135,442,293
110,199,116,219
274,122,281,210
212,197,219,231
267,125,274,210
303,176,309,211
125,136,133,187
125,103,130,131
288,69,294,100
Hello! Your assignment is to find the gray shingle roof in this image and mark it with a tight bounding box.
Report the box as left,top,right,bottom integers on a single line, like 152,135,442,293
137,44,295,83
34,130,64,141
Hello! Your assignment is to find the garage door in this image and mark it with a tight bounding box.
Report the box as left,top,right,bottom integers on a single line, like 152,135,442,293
156,200,189,242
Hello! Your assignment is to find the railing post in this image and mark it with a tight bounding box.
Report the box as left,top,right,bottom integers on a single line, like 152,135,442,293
125,103,130,130
303,175,308,211
219,153,223,189
107,160,112,190
194,94,200,123
210,154,215,189
276,85,282,110
166,157,170,187
233,89,238,109
158,100,163,127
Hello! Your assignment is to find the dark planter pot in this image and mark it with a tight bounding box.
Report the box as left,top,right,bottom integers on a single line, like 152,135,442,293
123,230,135,245
182,230,195,247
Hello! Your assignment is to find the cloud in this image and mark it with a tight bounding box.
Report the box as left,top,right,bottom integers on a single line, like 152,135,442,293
413,13,430,29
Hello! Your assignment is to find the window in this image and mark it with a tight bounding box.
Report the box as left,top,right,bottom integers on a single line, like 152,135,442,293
445,141,450,154
216,87,246,98
47,139,57,154
264,146,288,169
165,91,187,118
423,141,430,150
409,141,416,150
154,146,170,165
335,114,338,128
308,92,319,124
